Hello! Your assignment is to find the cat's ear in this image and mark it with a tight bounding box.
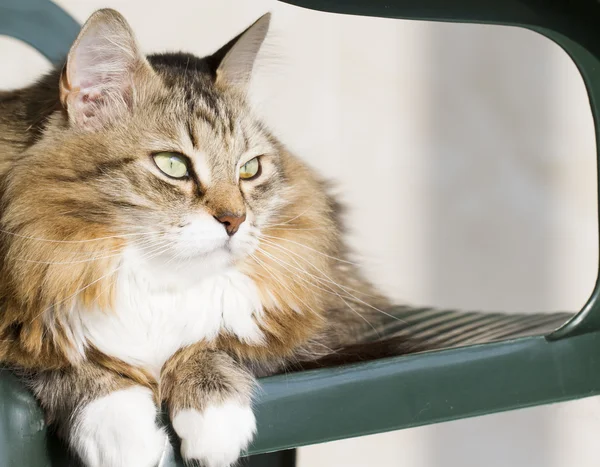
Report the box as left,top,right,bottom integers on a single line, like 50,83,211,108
211,13,271,93
59,9,149,130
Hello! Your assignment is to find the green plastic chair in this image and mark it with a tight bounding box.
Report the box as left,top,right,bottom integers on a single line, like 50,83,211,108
1,0,600,466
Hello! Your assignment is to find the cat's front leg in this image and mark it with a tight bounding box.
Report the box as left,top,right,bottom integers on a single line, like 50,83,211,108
161,344,256,467
28,362,167,467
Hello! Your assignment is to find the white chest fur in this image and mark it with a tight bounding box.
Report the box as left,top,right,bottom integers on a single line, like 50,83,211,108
77,261,264,378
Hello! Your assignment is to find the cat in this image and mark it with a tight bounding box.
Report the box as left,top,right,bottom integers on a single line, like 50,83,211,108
0,8,406,467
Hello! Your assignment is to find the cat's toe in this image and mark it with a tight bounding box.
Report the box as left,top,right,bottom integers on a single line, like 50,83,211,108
71,386,167,467
172,400,256,467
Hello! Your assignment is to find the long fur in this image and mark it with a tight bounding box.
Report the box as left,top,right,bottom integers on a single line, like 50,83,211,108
0,9,397,467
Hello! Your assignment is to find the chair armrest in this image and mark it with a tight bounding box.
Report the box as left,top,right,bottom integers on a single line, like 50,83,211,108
0,371,50,467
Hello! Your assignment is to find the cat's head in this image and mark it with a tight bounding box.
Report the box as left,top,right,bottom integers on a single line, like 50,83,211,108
2,9,339,291
49,10,287,271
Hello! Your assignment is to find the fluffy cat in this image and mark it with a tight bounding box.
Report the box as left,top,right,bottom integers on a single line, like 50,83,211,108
0,9,402,467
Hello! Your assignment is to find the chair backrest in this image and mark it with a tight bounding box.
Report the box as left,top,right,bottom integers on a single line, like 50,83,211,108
0,0,78,65
279,0,600,342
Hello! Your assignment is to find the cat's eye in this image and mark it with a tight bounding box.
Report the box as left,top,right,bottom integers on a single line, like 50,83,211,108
152,152,189,179
239,157,261,180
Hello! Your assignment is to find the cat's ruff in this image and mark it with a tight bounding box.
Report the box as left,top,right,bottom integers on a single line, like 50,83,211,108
79,254,266,379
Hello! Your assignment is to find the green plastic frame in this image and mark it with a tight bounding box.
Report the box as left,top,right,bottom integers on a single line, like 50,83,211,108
0,0,79,65
1,0,600,465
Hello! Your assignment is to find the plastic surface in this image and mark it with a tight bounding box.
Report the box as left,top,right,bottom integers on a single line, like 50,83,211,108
0,0,79,65
0,372,50,467
252,331,600,454
1,0,600,465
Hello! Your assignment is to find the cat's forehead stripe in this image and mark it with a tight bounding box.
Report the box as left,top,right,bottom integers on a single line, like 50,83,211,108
175,124,212,187
194,106,217,130
186,120,198,149
191,151,212,187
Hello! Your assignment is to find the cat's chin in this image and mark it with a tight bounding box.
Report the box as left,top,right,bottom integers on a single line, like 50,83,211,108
121,239,258,290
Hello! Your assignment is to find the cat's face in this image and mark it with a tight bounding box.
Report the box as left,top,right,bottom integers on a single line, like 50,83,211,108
118,84,286,267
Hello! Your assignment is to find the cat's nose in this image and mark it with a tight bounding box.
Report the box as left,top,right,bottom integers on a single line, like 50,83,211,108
215,213,246,236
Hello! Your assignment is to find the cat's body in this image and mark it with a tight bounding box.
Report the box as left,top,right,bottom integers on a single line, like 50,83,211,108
0,10,394,467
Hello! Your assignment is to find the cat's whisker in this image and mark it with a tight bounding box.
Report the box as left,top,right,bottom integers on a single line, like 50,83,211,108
30,239,173,322
254,247,380,334
162,244,185,267
31,264,123,323
89,266,121,306
256,244,404,324
262,203,315,228
249,252,303,299
254,247,365,315
255,247,359,304
257,237,373,297
257,237,372,298
257,241,393,328
136,241,174,262
25,100,62,132
258,233,358,265
248,252,318,316
14,253,124,266
0,228,169,244
326,292,380,336
11,236,163,265
264,227,326,232
305,340,336,355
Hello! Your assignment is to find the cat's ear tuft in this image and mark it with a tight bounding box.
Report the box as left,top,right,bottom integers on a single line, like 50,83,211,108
59,9,149,130
212,13,271,93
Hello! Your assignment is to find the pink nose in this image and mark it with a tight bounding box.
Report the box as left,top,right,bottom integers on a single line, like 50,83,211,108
214,213,246,236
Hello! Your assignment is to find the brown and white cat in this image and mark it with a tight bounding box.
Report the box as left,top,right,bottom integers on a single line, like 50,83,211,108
0,9,402,467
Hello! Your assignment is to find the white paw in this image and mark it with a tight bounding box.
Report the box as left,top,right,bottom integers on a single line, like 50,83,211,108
172,400,256,467
71,386,167,467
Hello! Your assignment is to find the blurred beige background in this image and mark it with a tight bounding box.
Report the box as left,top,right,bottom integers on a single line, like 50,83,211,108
2,0,599,465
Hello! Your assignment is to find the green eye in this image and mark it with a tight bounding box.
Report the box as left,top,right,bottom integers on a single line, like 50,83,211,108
239,157,260,180
153,152,189,179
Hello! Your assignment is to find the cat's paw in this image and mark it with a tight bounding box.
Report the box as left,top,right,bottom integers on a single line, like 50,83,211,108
71,386,167,467
172,400,256,467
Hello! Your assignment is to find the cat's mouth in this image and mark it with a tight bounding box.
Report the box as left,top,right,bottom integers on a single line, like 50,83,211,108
166,216,258,261
224,231,259,259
